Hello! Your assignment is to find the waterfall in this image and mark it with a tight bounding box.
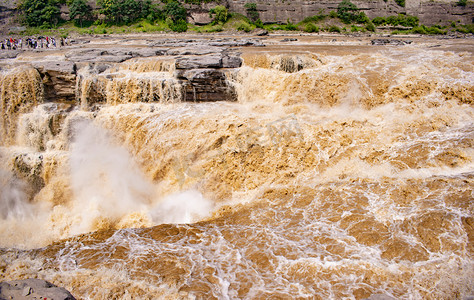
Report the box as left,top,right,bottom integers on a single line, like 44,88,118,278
0,39,473,300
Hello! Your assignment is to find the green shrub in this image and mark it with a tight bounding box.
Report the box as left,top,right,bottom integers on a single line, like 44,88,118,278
365,20,376,32
371,14,418,27
301,13,327,23
236,20,252,32
169,19,187,32
202,24,223,32
244,2,259,22
456,24,474,34
425,26,446,34
411,26,426,34
328,25,341,33
395,0,405,7
285,20,298,31
337,0,359,24
304,23,319,33
355,12,370,24
457,0,467,6
93,25,107,34
410,25,446,35
255,18,264,28
209,5,228,24
329,11,337,18
372,17,385,26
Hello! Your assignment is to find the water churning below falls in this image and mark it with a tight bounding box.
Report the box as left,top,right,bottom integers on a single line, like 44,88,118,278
0,39,473,299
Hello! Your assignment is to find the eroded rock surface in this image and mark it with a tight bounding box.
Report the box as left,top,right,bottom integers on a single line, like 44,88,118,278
0,278,76,300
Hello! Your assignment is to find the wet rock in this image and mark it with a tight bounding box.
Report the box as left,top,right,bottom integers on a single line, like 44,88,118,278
177,68,237,102
167,45,224,56
147,39,195,47
253,28,269,36
188,11,212,25
32,61,75,75
65,49,132,63
371,39,412,46
222,54,242,68
33,61,76,102
0,278,76,300
281,38,298,42
209,38,265,47
12,153,45,199
0,50,22,59
175,54,222,69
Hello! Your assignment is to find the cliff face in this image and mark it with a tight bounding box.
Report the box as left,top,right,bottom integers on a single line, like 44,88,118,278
222,0,473,25
0,0,17,34
0,0,472,34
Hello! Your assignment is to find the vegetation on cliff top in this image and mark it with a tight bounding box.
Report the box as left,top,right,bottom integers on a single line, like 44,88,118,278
14,0,473,36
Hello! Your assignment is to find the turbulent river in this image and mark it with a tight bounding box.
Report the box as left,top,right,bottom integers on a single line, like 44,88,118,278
0,36,473,299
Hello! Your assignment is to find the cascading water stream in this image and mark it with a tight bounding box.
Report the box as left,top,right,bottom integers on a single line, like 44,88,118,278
0,41,473,299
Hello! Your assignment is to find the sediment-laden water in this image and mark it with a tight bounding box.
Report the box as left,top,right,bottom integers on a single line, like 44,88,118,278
0,38,473,299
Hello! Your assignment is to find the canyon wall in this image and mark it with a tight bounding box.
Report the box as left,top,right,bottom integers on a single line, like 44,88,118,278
0,0,473,34
222,0,473,25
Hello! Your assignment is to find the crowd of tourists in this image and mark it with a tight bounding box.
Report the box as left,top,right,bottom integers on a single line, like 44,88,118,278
1,36,70,50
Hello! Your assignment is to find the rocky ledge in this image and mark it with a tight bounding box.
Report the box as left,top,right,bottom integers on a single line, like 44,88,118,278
0,278,76,300
0,37,266,105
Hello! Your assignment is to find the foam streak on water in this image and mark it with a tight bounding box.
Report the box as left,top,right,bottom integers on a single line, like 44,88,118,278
0,44,473,299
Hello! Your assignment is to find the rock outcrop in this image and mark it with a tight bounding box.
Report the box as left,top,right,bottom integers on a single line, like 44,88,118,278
222,0,473,26
371,38,412,45
0,278,76,300
33,61,77,102
0,37,259,107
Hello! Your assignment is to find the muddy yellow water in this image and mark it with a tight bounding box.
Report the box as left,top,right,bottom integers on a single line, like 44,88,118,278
0,40,473,299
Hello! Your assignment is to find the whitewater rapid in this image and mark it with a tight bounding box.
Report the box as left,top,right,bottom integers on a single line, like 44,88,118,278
0,38,473,299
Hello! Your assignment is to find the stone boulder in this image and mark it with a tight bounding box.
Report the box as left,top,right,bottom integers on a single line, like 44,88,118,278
222,54,242,68
0,278,76,300
12,152,45,200
252,28,269,36
33,61,76,102
167,45,224,56
177,68,237,102
176,54,223,69
371,39,413,46
188,11,212,25
0,50,22,59
65,49,133,63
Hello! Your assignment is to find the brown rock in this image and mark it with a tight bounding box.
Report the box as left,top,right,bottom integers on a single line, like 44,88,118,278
33,61,76,102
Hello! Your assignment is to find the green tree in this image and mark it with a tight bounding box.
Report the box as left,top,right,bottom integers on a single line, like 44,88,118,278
169,18,187,32
97,0,118,23
365,20,376,32
20,0,61,27
164,1,187,22
162,1,187,32
244,2,259,22
337,0,359,24
394,0,405,7
69,0,92,27
209,5,228,24
97,0,152,24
